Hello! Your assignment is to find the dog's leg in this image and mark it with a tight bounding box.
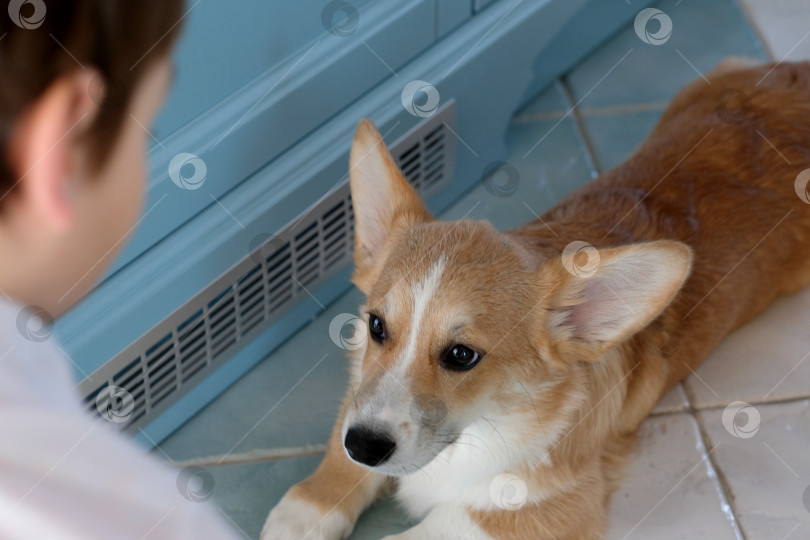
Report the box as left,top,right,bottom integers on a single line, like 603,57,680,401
381,505,494,540
261,394,390,540
382,497,605,540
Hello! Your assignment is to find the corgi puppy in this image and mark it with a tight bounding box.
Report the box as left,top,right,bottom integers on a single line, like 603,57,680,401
263,59,810,539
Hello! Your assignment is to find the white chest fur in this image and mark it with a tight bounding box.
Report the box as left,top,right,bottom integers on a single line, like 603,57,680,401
396,423,499,517
394,415,555,518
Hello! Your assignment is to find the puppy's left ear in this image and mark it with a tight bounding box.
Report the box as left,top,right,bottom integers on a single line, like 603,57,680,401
543,240,693,363
349,120,431,273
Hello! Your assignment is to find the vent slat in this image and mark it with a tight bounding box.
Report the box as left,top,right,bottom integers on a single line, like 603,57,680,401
322,210,345,233
148,357,176,383
113,358,141,382
151,386,175,408
398,142,420,162
146,343,173,366
181,347,207,368
241,312,264,335
178,319,205,344
295,238,321,264
240,294,265,319
324,228,346,250
83,382,109,405
322,200,345,221
399,150,421,171
294,222,317,242
424,147,444,173
297,251,320,275
212,334,236,356
265,244,291,266
267,262,293,287
324,242,347,265
323,228,344,245
237,273,262,296
298,269,320,288
181,360,208,382
210,309,236,335
269,288,294,311
402,160,421,177
238,279,264,307
117,368,143,389
208,295,235,320
179,329,205,355
425,124,444,142
144,333,172,359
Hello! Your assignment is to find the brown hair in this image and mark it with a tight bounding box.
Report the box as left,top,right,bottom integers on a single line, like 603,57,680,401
0,0,185,195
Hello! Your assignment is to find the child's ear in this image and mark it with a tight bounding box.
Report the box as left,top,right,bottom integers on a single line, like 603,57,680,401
349,120,431,271
543,240,693,363
8,69,101,230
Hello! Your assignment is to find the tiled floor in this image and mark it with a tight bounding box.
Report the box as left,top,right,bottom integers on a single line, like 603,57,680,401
158,0,810,538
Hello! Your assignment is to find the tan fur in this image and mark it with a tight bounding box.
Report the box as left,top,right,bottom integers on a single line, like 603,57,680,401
264,61,810,539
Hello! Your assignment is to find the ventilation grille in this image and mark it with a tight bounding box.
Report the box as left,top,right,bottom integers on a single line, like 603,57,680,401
80,101,456,433
397,123,447,194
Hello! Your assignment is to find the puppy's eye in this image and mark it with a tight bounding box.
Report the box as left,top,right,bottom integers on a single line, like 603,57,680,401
441,345,482,371
369,314,386,343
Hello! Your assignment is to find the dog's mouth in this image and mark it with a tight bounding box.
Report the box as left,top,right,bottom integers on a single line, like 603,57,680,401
343,381,464,474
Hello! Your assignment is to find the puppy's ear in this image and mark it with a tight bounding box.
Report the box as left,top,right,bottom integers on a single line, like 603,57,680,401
349,120,431,272
544,240,692,363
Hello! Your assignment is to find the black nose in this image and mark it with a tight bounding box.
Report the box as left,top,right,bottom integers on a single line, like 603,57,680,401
344,426,396,466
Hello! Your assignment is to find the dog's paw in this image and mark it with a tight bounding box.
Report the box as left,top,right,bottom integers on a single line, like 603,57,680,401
261,494,352,540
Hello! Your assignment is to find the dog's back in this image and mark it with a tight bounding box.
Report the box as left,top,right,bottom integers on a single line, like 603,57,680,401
513,60,810,428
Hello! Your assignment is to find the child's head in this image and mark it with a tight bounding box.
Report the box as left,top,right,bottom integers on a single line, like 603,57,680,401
0,1,184,315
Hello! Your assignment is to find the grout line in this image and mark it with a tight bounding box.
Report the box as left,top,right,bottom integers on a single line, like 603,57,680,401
559,78,602,175
512,110,569,122
690,393,810,412
582,101,667,118
680,381,696,410
168,444,327,469
513,101,668,124
734,0,777,62
648,383,693,417
647,408,688,417
681,378,700,411
689,404,749,540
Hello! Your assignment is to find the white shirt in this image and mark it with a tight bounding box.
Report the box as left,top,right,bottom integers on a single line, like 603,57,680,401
0,299,240,539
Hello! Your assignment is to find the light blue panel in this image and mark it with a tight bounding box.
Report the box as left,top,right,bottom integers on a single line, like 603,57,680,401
514,80,569,117
436,0,470,38
57,0,650,445
153,0,373,138
106,0,436,276
473,0,496,14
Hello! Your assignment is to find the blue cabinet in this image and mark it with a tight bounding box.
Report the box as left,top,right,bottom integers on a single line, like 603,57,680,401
114,0,438,276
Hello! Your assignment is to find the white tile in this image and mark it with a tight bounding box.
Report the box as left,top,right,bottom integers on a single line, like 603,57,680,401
739,0,810,61
684,286,810,409
607,414,740,540
698,400,810,539
651,383,691,415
